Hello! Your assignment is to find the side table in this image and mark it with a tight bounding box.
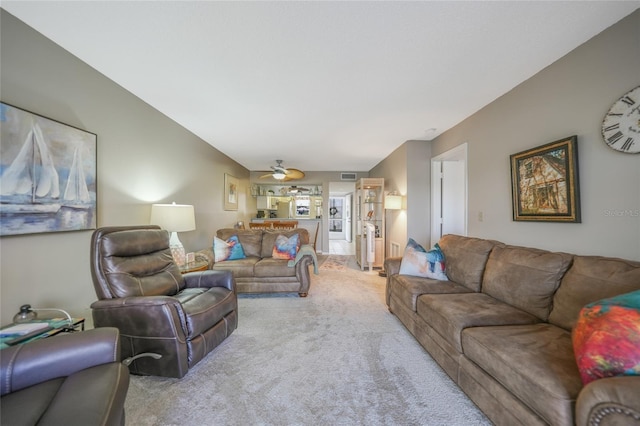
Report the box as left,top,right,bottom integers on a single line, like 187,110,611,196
0,318,85,349
180,260,209,274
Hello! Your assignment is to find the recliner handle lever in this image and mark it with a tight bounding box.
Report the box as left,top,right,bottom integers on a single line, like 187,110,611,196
122,352,162,366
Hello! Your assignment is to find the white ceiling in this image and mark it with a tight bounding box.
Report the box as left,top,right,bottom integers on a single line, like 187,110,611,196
3,1,638,173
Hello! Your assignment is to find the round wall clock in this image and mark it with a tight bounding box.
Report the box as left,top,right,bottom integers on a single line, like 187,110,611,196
601,86,640,154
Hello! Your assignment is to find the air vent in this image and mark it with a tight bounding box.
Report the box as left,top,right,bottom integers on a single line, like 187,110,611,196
341,173,357,181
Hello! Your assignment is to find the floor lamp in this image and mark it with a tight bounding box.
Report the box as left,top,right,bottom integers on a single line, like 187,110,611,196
150,202,196,266
379,192,402,277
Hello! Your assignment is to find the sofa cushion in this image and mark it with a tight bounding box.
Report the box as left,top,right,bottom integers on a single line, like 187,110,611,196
417,293,539,353
212,256,259,278
549,255,640,330
399,239,448,280
482,245,573,321
437,234,497,292
462,324,583,426
573,290,640,385
217,229,263,258
213,235,246,262
390,275,472,312
254,258,298,278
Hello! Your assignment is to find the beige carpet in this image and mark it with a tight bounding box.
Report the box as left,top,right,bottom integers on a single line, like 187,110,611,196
124,260,490,425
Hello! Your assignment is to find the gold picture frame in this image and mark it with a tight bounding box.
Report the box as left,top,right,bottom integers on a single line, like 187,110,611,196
510,136,581,223
224,173,238,211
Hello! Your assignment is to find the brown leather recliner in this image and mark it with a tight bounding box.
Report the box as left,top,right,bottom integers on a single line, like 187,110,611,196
90,226,238,378
0,327,129,426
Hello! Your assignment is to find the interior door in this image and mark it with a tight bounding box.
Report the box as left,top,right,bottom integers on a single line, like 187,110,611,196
431,143,468,246
441,161,465,236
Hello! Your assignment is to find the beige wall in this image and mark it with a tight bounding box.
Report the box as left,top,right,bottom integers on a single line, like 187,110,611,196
0,11,250,325
431,9,639,260
371,10,639,261
369,140,431,255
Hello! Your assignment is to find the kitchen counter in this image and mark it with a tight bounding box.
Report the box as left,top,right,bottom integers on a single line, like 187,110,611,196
251,218,322,252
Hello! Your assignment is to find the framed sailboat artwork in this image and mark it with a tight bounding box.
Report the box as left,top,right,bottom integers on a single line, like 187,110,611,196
0,102,97,236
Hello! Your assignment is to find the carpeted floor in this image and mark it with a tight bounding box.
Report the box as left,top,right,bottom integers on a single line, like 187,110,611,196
124,257,491,425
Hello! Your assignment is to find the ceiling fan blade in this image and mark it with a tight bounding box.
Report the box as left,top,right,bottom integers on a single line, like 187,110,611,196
259,173,274,179
286,169,305,179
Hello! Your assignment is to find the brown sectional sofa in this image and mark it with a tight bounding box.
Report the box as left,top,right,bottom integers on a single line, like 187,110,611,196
198,227,316,297
385,234,640,426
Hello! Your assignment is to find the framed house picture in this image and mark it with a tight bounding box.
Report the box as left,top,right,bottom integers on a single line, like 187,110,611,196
0,103,97,236
510,136,581,223
224,173,238,211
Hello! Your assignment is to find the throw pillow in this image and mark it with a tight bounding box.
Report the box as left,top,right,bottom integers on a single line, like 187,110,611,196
272,233,299,260
399,238,448,280
572,290,640,385
213,235,246,262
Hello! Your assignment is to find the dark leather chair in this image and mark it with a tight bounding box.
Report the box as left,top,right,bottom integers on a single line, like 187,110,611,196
0,327,129,426
90,226,238,378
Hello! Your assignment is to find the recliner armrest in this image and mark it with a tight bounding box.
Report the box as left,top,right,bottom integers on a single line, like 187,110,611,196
0,327,121,395
183,269,235,292
91,296,188,339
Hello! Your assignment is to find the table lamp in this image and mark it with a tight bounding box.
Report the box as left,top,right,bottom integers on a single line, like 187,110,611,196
150,202,196,266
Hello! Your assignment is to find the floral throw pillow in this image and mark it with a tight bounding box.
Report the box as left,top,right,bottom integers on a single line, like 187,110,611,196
213,235,246,262
399,238,448,280
272,233,299,260
573,290,640,385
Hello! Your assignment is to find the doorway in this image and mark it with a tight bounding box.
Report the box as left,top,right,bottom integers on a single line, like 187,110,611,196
329,181,355,255
430,143,468,246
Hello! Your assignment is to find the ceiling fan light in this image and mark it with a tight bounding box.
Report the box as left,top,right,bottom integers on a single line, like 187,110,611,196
273,172,286,180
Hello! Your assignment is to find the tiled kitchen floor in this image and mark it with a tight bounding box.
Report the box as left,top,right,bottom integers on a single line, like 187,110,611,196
329,239,355,255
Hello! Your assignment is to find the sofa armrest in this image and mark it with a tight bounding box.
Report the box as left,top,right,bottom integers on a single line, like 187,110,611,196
576,376,640,426
196,247,214,268
295,254,314,296
0,327,121,395
183,269,235,292
385,257,403,276
384,257,403,307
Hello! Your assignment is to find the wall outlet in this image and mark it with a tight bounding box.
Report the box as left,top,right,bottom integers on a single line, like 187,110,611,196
478,211,484,222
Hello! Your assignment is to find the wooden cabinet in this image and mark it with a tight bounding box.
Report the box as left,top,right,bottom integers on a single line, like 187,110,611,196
355,178,384,271
256,195,277,210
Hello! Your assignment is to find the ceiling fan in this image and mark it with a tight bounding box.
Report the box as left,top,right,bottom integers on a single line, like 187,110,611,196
259,160,305,181
286,186,310,194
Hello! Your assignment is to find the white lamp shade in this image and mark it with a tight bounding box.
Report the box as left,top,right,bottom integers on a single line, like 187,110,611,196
385,194,402,210
150,203,196,232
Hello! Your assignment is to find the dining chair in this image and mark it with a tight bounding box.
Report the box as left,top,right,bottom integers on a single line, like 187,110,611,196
249,222,272,230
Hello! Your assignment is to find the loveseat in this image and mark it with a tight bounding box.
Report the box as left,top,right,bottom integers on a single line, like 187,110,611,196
198,227,317,297
0,327,129,426
385,234,640,426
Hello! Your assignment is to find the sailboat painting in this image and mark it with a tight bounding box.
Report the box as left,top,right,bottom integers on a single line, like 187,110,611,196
0,103,97,236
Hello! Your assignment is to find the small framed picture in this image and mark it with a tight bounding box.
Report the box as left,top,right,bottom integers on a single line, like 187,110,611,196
224,173,238,211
